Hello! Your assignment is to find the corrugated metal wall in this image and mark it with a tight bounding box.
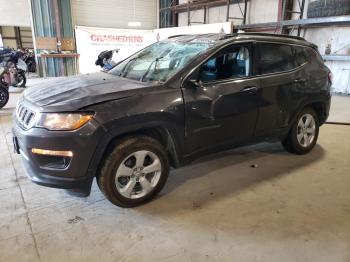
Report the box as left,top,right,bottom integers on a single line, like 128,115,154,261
31,0,57,77
30,0,76,77
71,0,157,29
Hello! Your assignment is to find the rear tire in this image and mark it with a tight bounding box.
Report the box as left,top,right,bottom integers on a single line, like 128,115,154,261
14,71,26,88
282,108,319,155
97,136,170,208
0,85,9,109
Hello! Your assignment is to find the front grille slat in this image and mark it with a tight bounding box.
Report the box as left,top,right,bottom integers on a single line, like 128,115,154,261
26,112,34,125
16,103,36,130
16,105,22,116
19,107,24,119
22,110,28,121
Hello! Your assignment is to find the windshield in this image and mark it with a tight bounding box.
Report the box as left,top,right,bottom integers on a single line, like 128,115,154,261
109,39,212,83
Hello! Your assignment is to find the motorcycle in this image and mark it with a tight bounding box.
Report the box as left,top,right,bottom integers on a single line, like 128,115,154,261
0,65,9,109
95,49,119,71
19,49,36,73
0,49,27,87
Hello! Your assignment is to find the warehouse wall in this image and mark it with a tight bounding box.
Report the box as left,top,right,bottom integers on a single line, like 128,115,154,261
302,27,350,94
178,0,279,26
177,0,350,94
0,0,31,27
71,0,157,29
290,0,350,94
0,26,33,49
0,27,17,49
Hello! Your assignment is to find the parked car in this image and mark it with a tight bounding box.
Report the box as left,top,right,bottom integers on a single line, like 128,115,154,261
12,33,331,207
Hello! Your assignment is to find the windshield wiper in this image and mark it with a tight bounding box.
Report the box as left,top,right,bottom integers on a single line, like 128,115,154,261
119,51,151,77
119,56,138,77
140,56,164,82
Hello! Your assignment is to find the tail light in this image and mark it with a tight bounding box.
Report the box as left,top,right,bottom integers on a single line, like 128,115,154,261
328,72,333,85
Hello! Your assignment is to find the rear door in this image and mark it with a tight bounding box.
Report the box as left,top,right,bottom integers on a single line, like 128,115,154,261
254,42,308,137
181,43,261,154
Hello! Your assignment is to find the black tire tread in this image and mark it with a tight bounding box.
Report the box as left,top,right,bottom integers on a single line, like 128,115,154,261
97,136,169,208
282,107,319,155
0,85,9,109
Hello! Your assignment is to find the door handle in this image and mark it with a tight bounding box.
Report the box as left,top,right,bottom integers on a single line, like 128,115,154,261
241,86,259,93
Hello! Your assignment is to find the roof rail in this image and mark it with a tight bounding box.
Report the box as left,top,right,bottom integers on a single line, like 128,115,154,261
167,33,307,42
236,32,306,41
168,35,188,39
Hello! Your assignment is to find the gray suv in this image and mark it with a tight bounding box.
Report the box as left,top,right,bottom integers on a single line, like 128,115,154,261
12,33,331,207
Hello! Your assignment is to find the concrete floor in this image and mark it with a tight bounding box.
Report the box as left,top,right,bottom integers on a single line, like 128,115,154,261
328,94,350,123
1,79,350,262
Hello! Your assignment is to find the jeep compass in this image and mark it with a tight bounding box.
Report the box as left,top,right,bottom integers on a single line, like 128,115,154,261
13,33,331,207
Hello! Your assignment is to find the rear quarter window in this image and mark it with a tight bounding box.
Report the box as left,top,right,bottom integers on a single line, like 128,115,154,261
294,46,309,66
257,43,297,75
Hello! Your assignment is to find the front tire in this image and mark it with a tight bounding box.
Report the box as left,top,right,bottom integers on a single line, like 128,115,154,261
97,136,170,208
282,107,319,155
0,85,9,109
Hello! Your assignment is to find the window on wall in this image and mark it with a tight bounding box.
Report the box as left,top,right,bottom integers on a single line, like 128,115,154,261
257,43,296,75
199,45,251,83
159,0,178,28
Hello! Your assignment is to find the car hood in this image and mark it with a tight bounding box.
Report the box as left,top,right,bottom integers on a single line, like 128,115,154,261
23,72,148,111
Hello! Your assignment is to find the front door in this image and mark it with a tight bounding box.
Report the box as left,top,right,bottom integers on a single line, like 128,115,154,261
181,43,261,155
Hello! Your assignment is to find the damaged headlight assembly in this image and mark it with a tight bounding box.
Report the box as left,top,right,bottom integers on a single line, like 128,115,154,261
35,112,94,131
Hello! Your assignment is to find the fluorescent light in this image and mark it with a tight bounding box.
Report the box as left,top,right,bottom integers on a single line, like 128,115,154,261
128,21,141,27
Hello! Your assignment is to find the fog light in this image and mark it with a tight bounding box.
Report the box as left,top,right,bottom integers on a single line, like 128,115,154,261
31,148,73,157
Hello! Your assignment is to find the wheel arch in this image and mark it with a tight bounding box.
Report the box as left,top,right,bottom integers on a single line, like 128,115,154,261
105,126,182,167
306,101,328,125
290,99,329,128
86,124,183,180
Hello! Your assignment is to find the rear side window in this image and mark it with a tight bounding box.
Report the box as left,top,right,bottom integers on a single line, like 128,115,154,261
257,43,296,74
294,46,308,66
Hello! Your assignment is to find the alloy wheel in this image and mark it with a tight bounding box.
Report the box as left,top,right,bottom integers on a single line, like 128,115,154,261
115,150,162,199
297,113,316,147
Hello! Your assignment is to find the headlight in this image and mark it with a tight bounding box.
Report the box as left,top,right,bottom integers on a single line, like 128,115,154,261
36,113,93,131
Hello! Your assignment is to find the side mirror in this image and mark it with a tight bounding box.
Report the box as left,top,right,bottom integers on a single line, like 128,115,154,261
188,79,202,88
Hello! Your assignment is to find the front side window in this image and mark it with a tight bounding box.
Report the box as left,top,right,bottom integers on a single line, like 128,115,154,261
199,45,251,83
109,39,213,83
258,43,296,75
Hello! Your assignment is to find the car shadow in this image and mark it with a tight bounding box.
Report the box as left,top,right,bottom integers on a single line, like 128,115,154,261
136,142,325,215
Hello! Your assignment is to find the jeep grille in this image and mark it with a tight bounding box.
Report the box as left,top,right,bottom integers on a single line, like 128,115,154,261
16,103,36,129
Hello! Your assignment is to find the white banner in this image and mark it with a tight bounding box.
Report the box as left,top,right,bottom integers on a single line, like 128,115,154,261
75,22,232,74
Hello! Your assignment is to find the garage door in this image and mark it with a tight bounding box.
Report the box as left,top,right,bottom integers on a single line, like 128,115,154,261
71,0,157,29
